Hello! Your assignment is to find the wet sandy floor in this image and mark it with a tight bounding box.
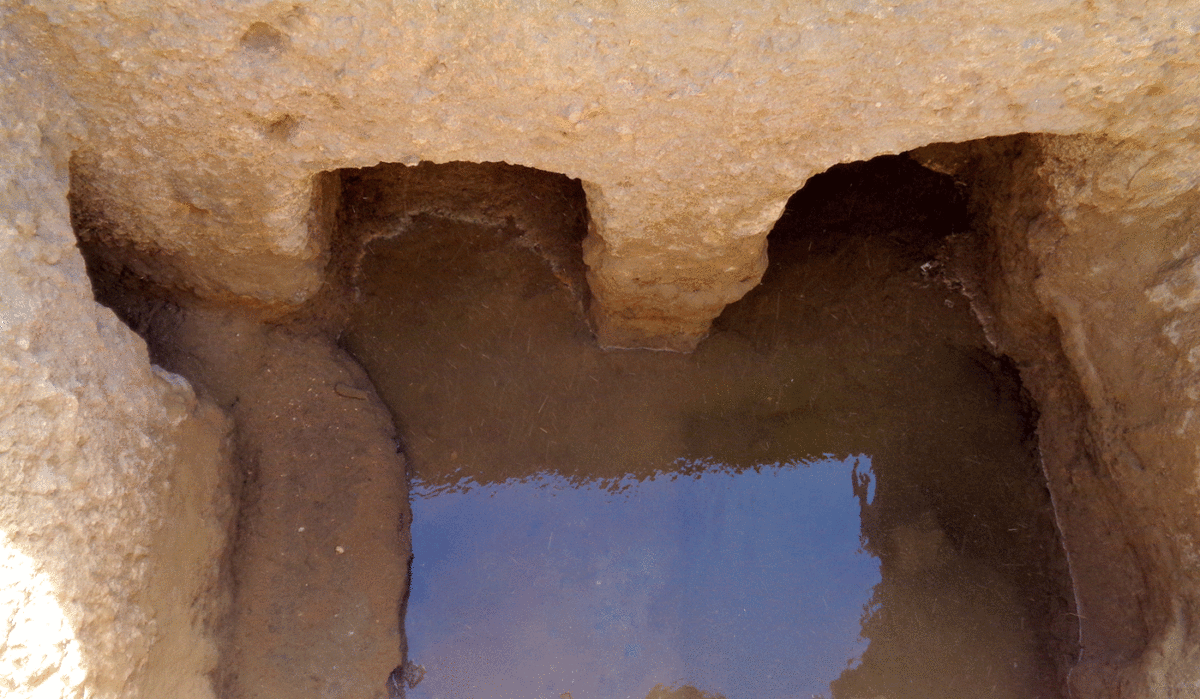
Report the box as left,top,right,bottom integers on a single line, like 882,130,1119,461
344,157,1077,699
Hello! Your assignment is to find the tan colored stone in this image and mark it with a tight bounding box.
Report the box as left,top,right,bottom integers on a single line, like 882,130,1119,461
6,1,1200,697
25,0,1200,344
935,133,1200,696
0,17,234,699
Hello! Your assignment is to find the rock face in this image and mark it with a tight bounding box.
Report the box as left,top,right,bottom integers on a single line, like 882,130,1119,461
0,16,234,699
917,134,1200,696
39,1,1200,347
129,307,411,699
3,1,1200,698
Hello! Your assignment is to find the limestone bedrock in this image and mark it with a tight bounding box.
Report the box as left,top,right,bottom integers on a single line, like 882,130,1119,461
915,133,1200,698
5,2,1200,699
1,15,234,699
35,0,1200,346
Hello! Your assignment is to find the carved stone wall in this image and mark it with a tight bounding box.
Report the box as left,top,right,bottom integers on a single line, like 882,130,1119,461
26,1,1200,347
0,15,234,699
918,133,1200,695
3,2,1200,697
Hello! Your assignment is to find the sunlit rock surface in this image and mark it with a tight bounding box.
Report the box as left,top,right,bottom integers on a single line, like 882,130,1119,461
3,1,1200,697
0,19,233,699
41,1,1200,345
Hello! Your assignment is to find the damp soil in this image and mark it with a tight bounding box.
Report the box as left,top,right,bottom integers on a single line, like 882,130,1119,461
342,156,1079,699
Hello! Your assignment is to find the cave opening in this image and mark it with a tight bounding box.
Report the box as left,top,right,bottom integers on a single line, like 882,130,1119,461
71,148,1079,699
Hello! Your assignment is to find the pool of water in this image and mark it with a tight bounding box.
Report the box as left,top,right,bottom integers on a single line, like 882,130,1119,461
344,157,1077,699
408,459,877,699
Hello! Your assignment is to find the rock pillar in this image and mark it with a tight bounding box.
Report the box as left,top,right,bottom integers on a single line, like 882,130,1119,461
581,178,790,351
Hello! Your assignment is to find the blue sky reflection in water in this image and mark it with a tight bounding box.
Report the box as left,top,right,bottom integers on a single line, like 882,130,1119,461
406,457,879,699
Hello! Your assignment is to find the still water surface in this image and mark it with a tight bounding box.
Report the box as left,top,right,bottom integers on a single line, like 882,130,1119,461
408,459,877,698
344,158,1076,699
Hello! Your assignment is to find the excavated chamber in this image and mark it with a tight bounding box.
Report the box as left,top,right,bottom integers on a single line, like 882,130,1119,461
60,126,1200,699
